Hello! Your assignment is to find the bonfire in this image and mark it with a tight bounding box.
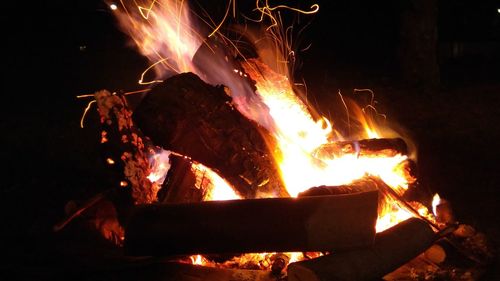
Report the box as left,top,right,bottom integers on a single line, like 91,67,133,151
56,1,494,280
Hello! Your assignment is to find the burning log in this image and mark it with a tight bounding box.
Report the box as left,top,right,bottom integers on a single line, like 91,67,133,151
133,73,287,198
313,138,408,159
157,154,202,204
124,190,379,256
95,90,160,204
297,177,381,197
287,217,437,281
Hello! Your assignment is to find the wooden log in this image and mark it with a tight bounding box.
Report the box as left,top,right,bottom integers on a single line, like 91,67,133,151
95,90,160,204
133,73,287,199
287,217,437,281
124,190,379,256
297,177,380,197
157,154,202,204
313,138,408,159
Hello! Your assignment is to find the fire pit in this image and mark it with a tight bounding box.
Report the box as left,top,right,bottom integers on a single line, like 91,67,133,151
50,1,494,280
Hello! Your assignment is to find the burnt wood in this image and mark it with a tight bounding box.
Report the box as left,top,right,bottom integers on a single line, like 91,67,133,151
297,177,381,197
124,190,379,256
157,154,202,204
287,217,437,281
314,138,408,159
133,73,287,198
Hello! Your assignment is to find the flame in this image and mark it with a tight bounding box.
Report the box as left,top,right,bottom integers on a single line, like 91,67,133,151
146,149,171,184
432,193,441,216
113,0,437,271
112,0,203,78
242,60,412,198
189,254,209,266
191,162,241,201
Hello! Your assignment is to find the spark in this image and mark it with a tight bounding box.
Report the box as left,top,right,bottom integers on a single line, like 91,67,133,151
80,100,96,128
77,89,151,129
208,0,233,37
354,88,375,106
253,0,319,30
138,0,158,19
110,3,118,10
338,91,350,136
138,58,168,85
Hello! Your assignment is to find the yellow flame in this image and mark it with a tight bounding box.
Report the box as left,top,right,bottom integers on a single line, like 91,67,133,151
189,254,209,266
242,60,411,197
191,163,242,201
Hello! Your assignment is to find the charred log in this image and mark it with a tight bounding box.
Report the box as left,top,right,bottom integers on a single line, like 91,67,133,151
133,73,287,198
157,154,202,204
297,177,381,197
314,138,408,159
287,217,437,281
95,90,159,205
124,190,379,256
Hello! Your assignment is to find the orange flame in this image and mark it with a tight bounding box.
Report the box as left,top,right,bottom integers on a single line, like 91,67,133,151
112,0,203,78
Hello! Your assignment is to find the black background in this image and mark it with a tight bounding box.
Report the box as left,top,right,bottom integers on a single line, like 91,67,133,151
2,0,499,280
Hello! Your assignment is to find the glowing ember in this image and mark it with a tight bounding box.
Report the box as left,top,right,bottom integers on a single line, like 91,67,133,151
191,163,241,201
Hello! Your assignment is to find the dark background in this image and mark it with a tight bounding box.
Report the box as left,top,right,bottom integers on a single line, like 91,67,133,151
2,0,499,280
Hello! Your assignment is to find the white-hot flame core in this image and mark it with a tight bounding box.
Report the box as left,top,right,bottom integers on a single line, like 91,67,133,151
147,149,171,184
432,193,441,216
191,163,241,201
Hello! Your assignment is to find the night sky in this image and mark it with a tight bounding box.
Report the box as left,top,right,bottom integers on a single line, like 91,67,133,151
2,0,500,280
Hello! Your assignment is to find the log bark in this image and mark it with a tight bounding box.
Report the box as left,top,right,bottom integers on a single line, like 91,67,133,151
124,190,379,256
95,90,159,204
287,217,437,281
133,73,287,199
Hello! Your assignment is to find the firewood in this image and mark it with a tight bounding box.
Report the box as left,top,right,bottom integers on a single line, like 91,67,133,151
287,218,437,281
424,244,447,264
313,138,408,159
297,177,380,197
157,154,202,204
124,190,379,256
95,90,160,204
133,73,287,198
141,261,277,281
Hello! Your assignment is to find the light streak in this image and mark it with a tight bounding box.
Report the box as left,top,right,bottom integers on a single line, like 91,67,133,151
138,0,158,19
138,58,168,85
208,0,233,37
80,100,96,128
